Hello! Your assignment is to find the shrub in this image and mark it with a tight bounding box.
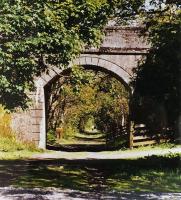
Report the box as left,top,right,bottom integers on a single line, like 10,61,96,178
47,130,56,145
0,105,13,138
0,105,37,152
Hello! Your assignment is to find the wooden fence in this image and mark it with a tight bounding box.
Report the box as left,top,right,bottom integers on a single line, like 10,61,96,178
130,124,174,148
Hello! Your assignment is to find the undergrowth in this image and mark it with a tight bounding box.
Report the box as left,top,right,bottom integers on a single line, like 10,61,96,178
0,105,39,156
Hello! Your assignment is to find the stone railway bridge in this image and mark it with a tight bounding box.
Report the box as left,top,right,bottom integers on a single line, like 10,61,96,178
12,26,150,149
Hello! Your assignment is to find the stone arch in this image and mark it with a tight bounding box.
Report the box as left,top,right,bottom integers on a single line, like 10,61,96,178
40,56,131,87
35,56,132,149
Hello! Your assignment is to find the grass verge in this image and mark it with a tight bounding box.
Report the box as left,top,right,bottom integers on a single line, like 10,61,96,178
0,105,42,160
0,136,42,160
1,152,178,192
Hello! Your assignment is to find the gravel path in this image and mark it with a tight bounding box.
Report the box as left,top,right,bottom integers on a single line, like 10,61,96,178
0,147,180,200
0,187,181,200
32,147,181,160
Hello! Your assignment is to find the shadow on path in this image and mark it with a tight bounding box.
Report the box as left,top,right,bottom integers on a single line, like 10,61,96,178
46,143,114,152
1,187,181,200
0,155,180,197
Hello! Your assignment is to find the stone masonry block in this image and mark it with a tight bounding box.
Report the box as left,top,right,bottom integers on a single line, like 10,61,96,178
113,68,130,83
32,140,40,146
31,102,44,110
47,68,58,79
41,73,53,84
32,117,42,125
90,57,99,66
52,66,62,75
31,109,43,118
32,125,41,133
30,133,40,141
79,57,87,66
97,59,110,70
85,56,92,65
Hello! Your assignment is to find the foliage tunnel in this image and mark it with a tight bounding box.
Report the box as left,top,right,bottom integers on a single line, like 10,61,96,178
45,66,130,149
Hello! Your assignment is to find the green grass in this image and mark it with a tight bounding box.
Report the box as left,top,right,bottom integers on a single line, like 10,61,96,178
56,130,105,143
0,152,178,192
106,154,181,192
0,150,39,160
75,132,104,139
0,105,41,160
0,135,42,160
0,136,180,192
117,142,181,153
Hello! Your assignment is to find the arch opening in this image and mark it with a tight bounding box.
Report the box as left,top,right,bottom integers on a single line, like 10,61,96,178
36,56,132,149
43,64,131,151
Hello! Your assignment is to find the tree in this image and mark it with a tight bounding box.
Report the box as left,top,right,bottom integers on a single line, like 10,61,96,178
131,1,181,135
0,0,144,109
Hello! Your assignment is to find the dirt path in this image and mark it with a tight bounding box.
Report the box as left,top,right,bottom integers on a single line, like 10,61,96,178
0,147,180,199
32,146,181,160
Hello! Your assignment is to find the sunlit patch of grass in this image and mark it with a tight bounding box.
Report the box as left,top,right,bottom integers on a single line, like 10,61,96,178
0,105,41,159
103,143,181,156
56,138,77,144
106,153,181,192
75,132,104,139
0,135,38,152
15,164,90,190
0,150,39,160
125,142,180,152
0,135,41,159
107,169,181,192
0,131,40,160
6,153,179,192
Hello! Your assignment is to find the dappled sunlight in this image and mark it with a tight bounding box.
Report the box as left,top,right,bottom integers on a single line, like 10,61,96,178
34,145,181,160
0,154,180,193
108,170,181,193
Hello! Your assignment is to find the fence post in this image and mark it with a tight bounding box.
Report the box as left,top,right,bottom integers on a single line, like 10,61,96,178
129,121,134,149
127,89,134,149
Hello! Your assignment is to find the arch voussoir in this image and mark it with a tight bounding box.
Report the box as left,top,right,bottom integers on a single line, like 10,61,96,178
41,73,53,85
78,56,87,66
79,56,131,85
85,56,92,65
90,57,99,66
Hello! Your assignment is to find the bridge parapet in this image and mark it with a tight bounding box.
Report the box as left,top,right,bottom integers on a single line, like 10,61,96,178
85,26,150,54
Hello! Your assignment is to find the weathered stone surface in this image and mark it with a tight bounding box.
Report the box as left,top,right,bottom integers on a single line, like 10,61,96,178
11,111,33,142
85,27,149,54
12,26,150,149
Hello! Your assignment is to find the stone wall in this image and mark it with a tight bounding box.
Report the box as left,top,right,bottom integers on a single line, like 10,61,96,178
11,110,33,142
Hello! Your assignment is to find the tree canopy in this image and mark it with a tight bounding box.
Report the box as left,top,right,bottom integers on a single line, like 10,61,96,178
0,0,144,109
132,1,181,134
0,0,180,139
